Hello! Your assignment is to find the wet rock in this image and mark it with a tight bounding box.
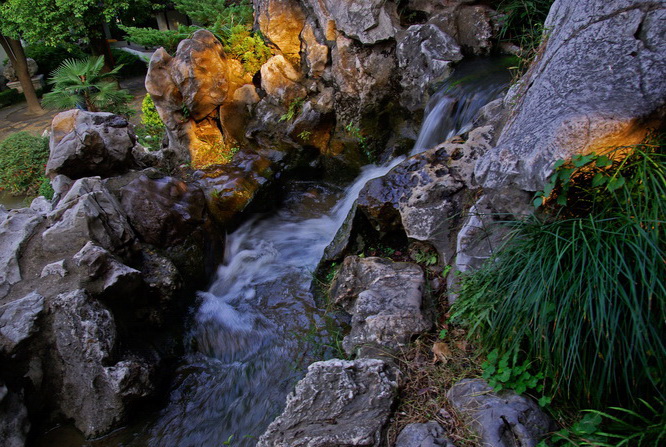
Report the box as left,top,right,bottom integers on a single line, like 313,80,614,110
257,358,399,447
0,292,44,355
303,0,399,44
0,383,30,447
120,175,206,247
397,24,462,111
3,57,38,81
396,421,456,447
0,208,44,298
254,0,306,62
48,289,153,438
356,127,494,264
447,379,553,447
46,110,139,179
476,0,666,192
42,178,135,255
330,256,429,357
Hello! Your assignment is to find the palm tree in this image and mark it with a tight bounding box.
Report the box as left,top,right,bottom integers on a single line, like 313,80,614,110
42,56,133,115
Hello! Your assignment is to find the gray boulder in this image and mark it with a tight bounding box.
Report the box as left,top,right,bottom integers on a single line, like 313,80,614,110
49,289,153,438
396,421,456,447
0,208,44,298
447,379,553,447
3,57,38,81
330,256,429,357
303,0,399,44
0,292,44,355
73,242,142,299
475,0,666,192
257,358,400,447
397,24,463,111
42,178,135,255
46,110,139,179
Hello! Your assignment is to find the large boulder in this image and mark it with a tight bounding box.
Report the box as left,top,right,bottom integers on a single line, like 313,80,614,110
254,0,306,62
42,178,135,255
145,30,253,164
48,289,153,438
447,379,553,447
303,0,399,44
46,110,140,179
329,256,429,357
260,55,307,105
475,0,666,192
257,358,400,447
2,57,38,81
396,23,463,111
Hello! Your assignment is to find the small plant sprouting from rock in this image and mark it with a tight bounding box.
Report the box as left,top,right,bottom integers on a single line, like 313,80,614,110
136,94,166,152
298,130,312,142
280,98,305,122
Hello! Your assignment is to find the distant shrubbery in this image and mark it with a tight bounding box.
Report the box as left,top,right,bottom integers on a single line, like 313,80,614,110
24,42,86,79
0,132,50,196
135,94,166,151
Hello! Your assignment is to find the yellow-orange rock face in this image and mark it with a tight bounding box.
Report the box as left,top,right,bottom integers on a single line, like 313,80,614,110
255,0,306,63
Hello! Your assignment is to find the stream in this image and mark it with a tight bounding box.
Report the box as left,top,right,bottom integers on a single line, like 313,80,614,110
34,57,510,447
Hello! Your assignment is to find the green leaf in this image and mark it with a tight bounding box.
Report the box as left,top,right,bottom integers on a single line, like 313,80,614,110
556,195,568,206
595,155,611,167
553,159,566,169
538,396,551,407
606,176,626,191
533,197,544,208
438,329,448,339
592,173,608,187
573,154,594,167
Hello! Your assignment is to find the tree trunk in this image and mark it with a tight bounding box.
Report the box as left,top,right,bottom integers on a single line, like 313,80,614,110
0,33,44,114
88,22,115,73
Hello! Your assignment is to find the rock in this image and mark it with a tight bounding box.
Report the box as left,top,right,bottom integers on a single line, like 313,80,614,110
40,260,67,278
331,35,397,115
145,30,252,163
356,127,494,264
330,256,429,357
0,383,30,447
46,110,139,179
254,0,306,62
30,197,52,215
257,358,399,447
303,0,399,44
447,379,553,447
48,289,153,438
260,55,306,105
43,177,135,255
301,22,329,78
397,24,462,111
475,0,666,192
0,292,44,355
73,242,142,299
0,208,44,298
3,57,38,81
396,421,456,447
120,175,206,247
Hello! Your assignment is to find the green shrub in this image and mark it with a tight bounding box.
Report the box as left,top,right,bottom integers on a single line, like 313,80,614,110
38,176,54,200
136,94,166,151
174,0,253,31
223,25,271,74
119,24,196,54
24,42,87,79
0,132,50,196
0,89,23,108
451,136,665,407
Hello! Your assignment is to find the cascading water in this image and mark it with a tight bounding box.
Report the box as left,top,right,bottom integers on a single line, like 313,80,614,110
38,57,510,447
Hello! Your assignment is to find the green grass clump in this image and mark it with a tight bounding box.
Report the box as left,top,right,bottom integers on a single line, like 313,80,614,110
223,25,271,74
451,135,665,407
0,132,50,196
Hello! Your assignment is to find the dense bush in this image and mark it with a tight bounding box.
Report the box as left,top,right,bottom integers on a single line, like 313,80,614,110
24,42,86,79
135,94,166,151
452,135,665,408
0,88,23,108
119,24,196,54
0,132,50,196
223,25,271,73
174,0,253,31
